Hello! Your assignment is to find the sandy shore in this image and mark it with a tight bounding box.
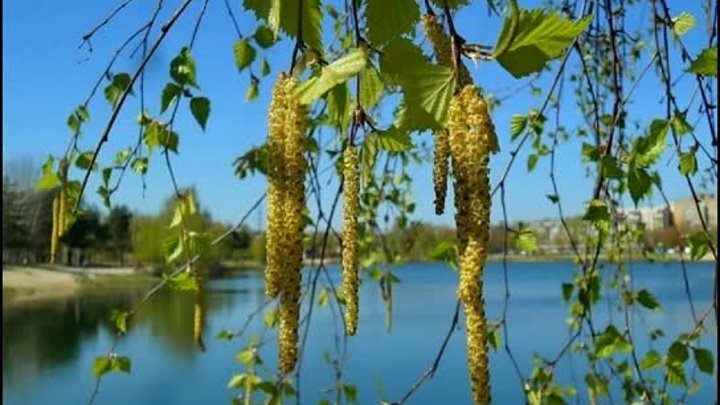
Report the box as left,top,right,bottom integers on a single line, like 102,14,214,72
2,265,144,304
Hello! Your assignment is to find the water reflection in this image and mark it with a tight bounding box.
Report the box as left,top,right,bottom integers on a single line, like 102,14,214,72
2,262,717,405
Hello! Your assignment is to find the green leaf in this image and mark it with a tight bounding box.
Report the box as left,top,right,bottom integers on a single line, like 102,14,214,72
67,113,80,135
102,167,112,185
318,287,329,307
246,79,259,101
111,356,131,374
488,328,501,351
131,157,148,175
359,65,384,109
75,151,96,170
37,156,60,189
379,39,429,85
163,271,199,292
263,307,279,328
667,341,689,364
76,105,90,122
190,97,210,130
227,373,247,389
672,12,696,36
527,154,539,172
633,119,669,167
515,227,538,254
547,194,559,204
688,232,709,261
376,127,412,152
253,25,276,48
670,113,693,135
627,165,652,206
495,9,592,78
243,0,323,51
93,357,112,377
666,362,687,386
343,384,358,403
635,289,661,310
295,48,367,104
233,40,257,72
640,350,662,370
561,283,573,302
110,310,128,334
217,329,235,340
161,83,182,113
261,58,271,76
104,73,132,106
688,46,717,76
235,347,260,365
600,155,623,179
170,47,198,88
399,63,455,130
693,348,714,374
429,0,470,9
366,0,419,45
326,83,351,130
678,151,697,175
429,241,458,270
510,114,528,140
595,325,632,358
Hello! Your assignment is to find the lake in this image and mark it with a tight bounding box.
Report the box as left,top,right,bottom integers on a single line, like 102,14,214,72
3,261,717,405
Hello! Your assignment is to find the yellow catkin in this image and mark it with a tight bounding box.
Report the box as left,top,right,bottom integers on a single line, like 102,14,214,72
193,290,206,352
433,129,450,215
422,13,473,88
265,74,290,298
278,76,307,374
447,85,495,405
342,144,360,336
50,195,59,263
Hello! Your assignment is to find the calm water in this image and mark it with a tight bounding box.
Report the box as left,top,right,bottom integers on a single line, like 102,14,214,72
3,261,717,405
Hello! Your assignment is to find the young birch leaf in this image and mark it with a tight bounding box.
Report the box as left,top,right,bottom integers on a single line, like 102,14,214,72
37,156,60,189
93,357,112,377
359,65,384,109
678,151,697,175
170,47,199,88
366,0,419,45
635,289,661,310
246,80,259,101
430,0,470,9
190,97,210,130
400,63,455,130
688,47,717,76
627,165,652,206
161,83,182,113
693,348,714,374
234,40,257,72
111,356,132,374
295,48,367,104
253,25,276,48
672,12,696,36
261,58,271,76
688,232,709,260
495,9,592,78
510,114,528,140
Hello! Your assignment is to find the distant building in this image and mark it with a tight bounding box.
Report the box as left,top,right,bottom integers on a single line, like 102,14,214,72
670,194,717,230
619,205,673,231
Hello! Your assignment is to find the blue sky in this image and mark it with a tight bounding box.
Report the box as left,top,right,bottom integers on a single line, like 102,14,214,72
3,0,716,230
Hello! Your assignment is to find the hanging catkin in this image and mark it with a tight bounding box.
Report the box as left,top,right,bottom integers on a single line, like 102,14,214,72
421,13,473,88
433,129,450,215
278,76,307,374
50,195,60,263
342,144,360,336
265,74,289,298
193,289,206,352
447,85,495,405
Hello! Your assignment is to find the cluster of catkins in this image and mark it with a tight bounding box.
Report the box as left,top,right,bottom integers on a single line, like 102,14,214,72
265,73,308,374
342,144,360,336
424,13,499,405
